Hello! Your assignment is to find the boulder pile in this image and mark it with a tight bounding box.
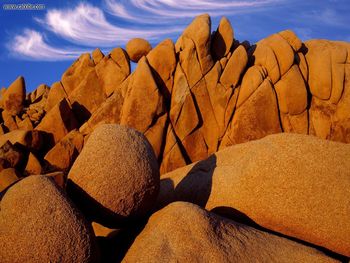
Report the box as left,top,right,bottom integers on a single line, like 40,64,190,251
0,14,349,262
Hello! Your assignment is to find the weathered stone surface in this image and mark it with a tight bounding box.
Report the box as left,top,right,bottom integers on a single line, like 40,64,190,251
211,16,234,60
44,130,83,172
120,57,166,153
0,175,99,263
147,39,176,100
61,53,95,95
222,66,281,145
2,76,25,116
17,117,33,130
110,47,130,76
68,70,106,124
0,142,23,169
160,124,187,174
67,125,159,226
180,14,213,75
24,152,42,175
306,40,350,143
0,130,42,151
279,30,302,51
177,36,203,88
124,202,337,263
79,88,124,136
92,48,104,64
95,54,129,97
35,99,78,148
45,81,67,113
30,84,49,104
0,168,19,192
44,171,65,188
158,134,350,257
2,110,18,131
126,38,152,62
220,45,248,88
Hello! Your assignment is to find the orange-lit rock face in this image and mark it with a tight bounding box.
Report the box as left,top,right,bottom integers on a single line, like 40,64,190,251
0,13,350,263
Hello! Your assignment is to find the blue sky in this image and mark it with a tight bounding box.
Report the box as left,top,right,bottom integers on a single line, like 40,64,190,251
1,0,349,92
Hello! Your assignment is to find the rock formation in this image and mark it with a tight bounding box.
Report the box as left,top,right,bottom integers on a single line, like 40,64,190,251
0,14,349,262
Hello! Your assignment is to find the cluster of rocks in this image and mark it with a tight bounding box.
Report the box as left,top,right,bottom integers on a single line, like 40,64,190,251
0,14,350,262
1,125,349,262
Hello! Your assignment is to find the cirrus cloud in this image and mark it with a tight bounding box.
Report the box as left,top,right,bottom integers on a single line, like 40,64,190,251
7,0,294,60
104,0,284,21
9,29,90,61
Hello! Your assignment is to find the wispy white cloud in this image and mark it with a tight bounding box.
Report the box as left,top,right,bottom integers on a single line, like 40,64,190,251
8,29,89,61
104,0,284,21
36,2,183,47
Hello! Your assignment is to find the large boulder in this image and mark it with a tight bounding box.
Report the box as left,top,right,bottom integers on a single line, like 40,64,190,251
2,76,25,116
126,38,152,62
123,202,337,263
0,175,99,263
158,133,350,257
67,124,160,227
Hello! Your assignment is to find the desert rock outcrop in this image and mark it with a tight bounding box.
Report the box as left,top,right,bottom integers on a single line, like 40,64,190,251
157,133,350,257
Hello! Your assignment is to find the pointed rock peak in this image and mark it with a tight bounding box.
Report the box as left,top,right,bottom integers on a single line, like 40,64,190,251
2,76,26,116
92,48,104,65
181,13,213,75
212,16,234,60
9,76,25,93
110,47,130,75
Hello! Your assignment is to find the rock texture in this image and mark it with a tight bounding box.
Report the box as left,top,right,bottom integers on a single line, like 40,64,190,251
123,202,337,263
0,13,349,262
0,15,349,175
0,175,99,263
67,124,159,226
157,133,350,257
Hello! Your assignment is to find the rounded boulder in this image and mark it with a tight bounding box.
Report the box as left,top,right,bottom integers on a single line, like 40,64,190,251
67,124,159,226
0,175,99,263
126,38,152,62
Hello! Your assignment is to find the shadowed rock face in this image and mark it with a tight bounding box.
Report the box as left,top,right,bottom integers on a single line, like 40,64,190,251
157,133,350,258
123,202,337,263
0,14,349,176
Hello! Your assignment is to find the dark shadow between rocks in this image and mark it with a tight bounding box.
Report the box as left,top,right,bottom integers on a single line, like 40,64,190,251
66,179,134,229
71,102,92,125
96,221,147,262
173,154,217,207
